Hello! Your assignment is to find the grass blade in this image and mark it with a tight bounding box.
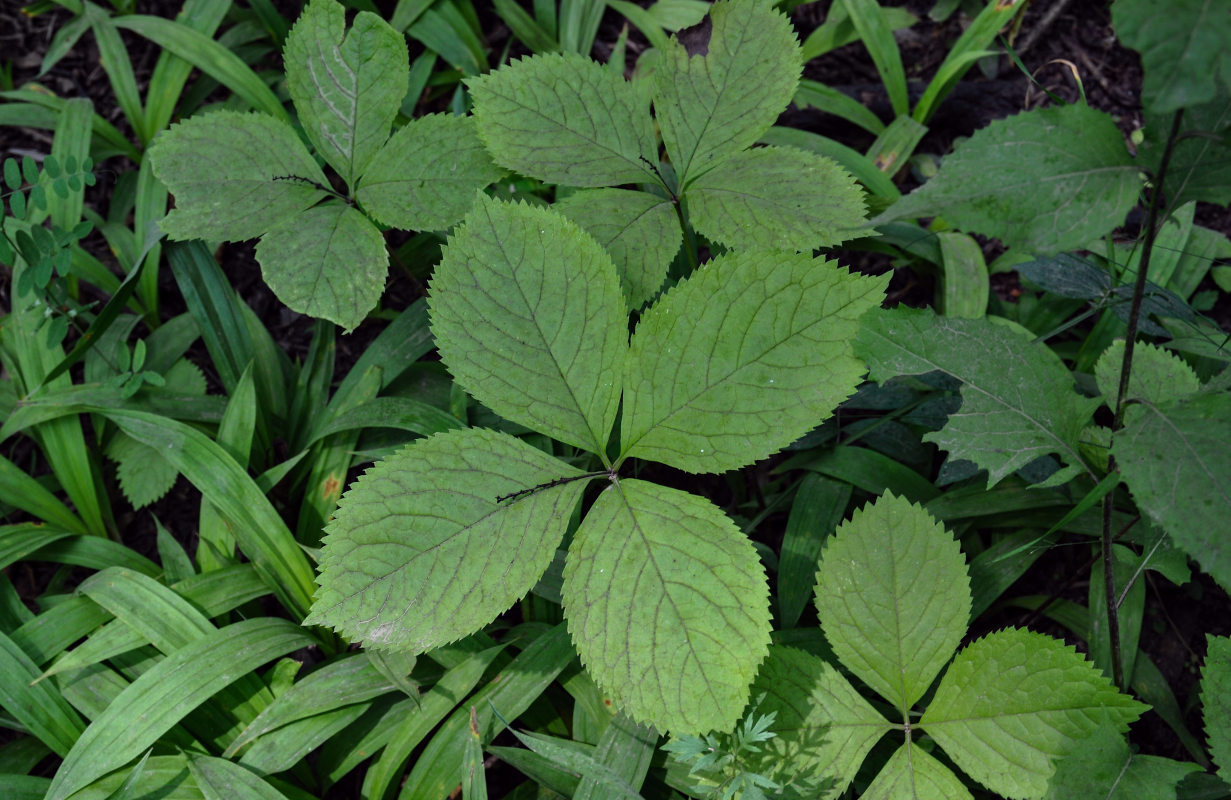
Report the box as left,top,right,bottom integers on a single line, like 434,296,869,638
188,752,293,800
0,457,88,534
0,630,85,756
140,0,230,140
839,0,909,116
86,6,146,140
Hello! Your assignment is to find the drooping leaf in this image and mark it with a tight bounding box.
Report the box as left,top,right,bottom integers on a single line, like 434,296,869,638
1093,339,1201,412
188,752,293,800
815,494,970,715
254,200,387,332
1112,0,1231,115
148,111,329,242
855,308,1100,486
621,250,887,473
430,197,627,455
283,0,408,185
1204,635,1231,782
468,52,658,187
355,114,505,231
873,104,1141,254
685,145,867,251
1044,722,1201,800
307,428,591,653
861,741,974,800
562,479,771,734
920,627,1147,800
654,0,802,182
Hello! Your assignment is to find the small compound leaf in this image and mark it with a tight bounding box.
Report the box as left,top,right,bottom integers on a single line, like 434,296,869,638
621,250,887,473
1113,0,1231,115
686,145,867,251
873,105,1140,254
562,479,771,734
920,628,1147,800
284,0,408,185
555,188,681,309
1093,339,1201,412
356,114,505,231
255,201,387,332
815,493,970,715
861,742,974,800
468,52,658,187
307,428,590,653
654,0,802,182
431,196,627,455
856,308,1099,486
1044,722,1201,800
1204,635,1231,782
106,434,177,509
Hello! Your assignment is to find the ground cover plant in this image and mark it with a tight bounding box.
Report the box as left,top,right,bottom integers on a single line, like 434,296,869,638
1,0,1230,799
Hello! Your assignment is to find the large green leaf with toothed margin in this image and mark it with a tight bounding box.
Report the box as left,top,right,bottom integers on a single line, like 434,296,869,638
1113,0,1231,115
1093,339,1200,414
468,52,658,187
562,479,771,734
815,494,970,715
862,743,974,800
654,0,802,182
920,628,1147,800
855,308,1099,486
306,428,592,652
430,196,627,455
1043,723,1201,800
283,0,407,185
620,250,887,473
148,111,328,242
1204,635,1231,782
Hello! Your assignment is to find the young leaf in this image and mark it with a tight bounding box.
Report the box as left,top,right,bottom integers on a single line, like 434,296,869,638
283,0,408,185
307,428,592,653
920,627,1147,800
106,433,178,509
1204,635,1231,782
148,111,330,242
861,741,974,800
468,52,658,187
1112,0,1231,114
1093,339,1201,411
654,0,802,182
621,250,887,473
815,494,970,715
562,479,771,734
1043,723,1201,800
430,197,627,455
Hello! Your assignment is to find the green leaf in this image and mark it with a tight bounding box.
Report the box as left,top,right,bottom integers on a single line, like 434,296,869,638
148,111,329,242
1113,0,1231,114
1141,98,1231,209
621,250,887,473
355,113,504,231
254,200,386,332
188,753,292,800
1094,339,1201,411
562,479,770,734
856,308,1099,486
555,188,681,309
106,433,177,509
0,630,85,757
654,0,802,182
1044,722,1201,800
685,145,867,251
937,231,988,318
1113,392,1231,593
307,428,591,652
920,627,1147,800
284,0,408,185
815,494,970,715
468,52,658,187
430,197,627,455
874,104,1141,254
1204,635,1231,783
861,742,974,800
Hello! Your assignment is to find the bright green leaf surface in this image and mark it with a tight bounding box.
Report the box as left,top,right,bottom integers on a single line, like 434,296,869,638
355,114,504,231
1204,635,1231,782
921,628,1147,800
188,753,291,800
0,630,84,757
1114,392,1231,593
1094,339,1200,412
106,433,176,509
1044,723,1201,800
861,741,974,800
874,104,1140,253
562,479,771,734
283,0,407,185
686,145,867,251
621,250,887,473
468,52,658,187
308,428,590,653
431,197,627,455
856,308,1099,486
815,494,970,715
148,111,328,242
254,200,387,332
654,0,802,182
1113,0,1231,114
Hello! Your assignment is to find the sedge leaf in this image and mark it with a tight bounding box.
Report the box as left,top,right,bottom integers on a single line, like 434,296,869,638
188,753,292,800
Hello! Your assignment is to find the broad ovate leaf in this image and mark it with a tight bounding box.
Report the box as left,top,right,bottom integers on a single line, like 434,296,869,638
861,742,974,800
307,428,591,652
686,145,867,251
356,114,505,231
283,0,407,185
1113,0,1231,114
815,493,970,715
1204,635,1231,782
430,197,627,455
468,52,658,187
562,479,771,734
254,200,386,332
920,628,1147,800
621,250,887,473
1044,723,1201,800
654,0,802,182
856,308,1099,486
873,104,1141,254
1093,339,1200,412
148,111,329,242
